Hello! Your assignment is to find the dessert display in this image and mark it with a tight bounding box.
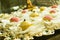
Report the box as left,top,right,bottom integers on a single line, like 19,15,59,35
0,5,60,40
1,0,60,40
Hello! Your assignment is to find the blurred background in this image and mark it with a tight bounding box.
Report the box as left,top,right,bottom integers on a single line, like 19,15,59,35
0,0,60,13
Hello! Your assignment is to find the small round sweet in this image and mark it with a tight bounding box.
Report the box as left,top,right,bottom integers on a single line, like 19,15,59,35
20,19,32,31
43,15,53,21
30,13,39,18
50,10,56,14
40,6,46,12
51,5,57,8
10,17,19,22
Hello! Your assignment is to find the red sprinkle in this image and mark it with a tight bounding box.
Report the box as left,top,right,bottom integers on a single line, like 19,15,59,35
10,17,19,22
44,15,53,20
50,10,56,13
51,5,57,8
